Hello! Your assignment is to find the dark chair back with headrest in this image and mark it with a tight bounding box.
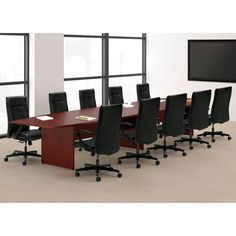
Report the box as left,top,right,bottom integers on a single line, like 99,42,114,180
137,83,151,101
188,90,211,130
162,93,187,137
79,89,97,109
49,92,68,113
135,97,160,145
108,86,124,105
95,104,122,155
6,96,29,138
211,87,232,124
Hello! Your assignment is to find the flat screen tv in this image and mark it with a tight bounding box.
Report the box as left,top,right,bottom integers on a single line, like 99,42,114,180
188,40,236,83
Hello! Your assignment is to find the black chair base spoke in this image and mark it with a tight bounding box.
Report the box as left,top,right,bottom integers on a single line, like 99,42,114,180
75,161,122,181
5,149,41,165
147,138,187,158
198,130,231,142
175,136,211,149
118,149,159,168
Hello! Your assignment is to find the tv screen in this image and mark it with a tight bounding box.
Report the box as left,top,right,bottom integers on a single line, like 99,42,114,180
188,40,236,83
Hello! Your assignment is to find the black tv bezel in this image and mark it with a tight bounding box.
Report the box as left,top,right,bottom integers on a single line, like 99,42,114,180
188,39,236,83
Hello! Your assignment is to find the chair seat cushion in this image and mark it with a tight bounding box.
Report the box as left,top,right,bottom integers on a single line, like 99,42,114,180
13,129,41,141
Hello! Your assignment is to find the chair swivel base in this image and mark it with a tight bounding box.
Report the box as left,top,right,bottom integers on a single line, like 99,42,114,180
118,151,160,169
198,131,231,142
147,143,187,158
75,163,122,182
175,136,211,149
4,150,41,166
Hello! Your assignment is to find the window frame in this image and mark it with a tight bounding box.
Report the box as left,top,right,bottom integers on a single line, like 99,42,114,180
64,33,146,105
0,33,29,138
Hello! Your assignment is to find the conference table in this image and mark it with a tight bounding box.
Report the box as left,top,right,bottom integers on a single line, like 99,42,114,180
11,100,191,170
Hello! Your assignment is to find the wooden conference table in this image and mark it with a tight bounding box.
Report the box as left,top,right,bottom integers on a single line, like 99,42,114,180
12,100,191,170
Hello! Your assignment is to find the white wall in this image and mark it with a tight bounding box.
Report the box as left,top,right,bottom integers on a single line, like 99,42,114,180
34,33,64,115
147,33,236,121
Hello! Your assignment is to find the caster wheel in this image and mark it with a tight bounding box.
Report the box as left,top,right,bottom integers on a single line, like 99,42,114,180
136,164,141,169
91,153,95,157
190,146,194,150
75,172,80,177
156,160,160,165
4,157,8,162
182,152,187,157
228,136,232,140
212,139,215,142
79,148,82,151
117,172,122,178
163,154,168,158
96,176,101,182
118,159,122,164
22,161,27,166
207,144,211,148
159,135,163,138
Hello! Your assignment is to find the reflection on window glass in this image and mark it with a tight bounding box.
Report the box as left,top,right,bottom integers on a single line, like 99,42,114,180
64,79,102,110
0,85,24,134
109,39,142,75
109,76,142,103
64,37,102,78
0,36,24,82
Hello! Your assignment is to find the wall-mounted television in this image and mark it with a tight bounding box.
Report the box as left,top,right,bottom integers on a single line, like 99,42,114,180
188,40,236,83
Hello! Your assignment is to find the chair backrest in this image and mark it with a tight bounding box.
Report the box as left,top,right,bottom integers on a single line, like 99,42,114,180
137,83,151,101
108,86,124,105
95,104,122,155
211,86,232,124
6,96,29,138
79,89,97,109
188,90,211,130
49,92,68,113
162,93,187,137
135,97,160,145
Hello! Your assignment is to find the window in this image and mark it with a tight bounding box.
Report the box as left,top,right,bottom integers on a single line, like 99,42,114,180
64,33,146,107
64,35,103,108
64,37,102,78
0,34,29,136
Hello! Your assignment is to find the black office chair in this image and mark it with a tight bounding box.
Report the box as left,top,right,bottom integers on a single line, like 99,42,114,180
4,96,41,166
137,83,150,101
79,89,96,109
198,87,232,142
147,94,187,158
175,90,212,149
49,92,68,113
108,86,124,105
74,104,123,182
118,98,160,168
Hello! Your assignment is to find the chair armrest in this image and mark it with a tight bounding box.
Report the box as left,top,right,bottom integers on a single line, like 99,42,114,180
120,121,134,128
119,128,134,143
14,125,23,139
76,129,94,138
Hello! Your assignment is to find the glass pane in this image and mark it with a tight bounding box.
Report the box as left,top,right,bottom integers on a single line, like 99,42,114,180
64,79,102,110
64,37,102,78
0,85,25,134
0,35,24,83
109,39,142,75
109,76,142,103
